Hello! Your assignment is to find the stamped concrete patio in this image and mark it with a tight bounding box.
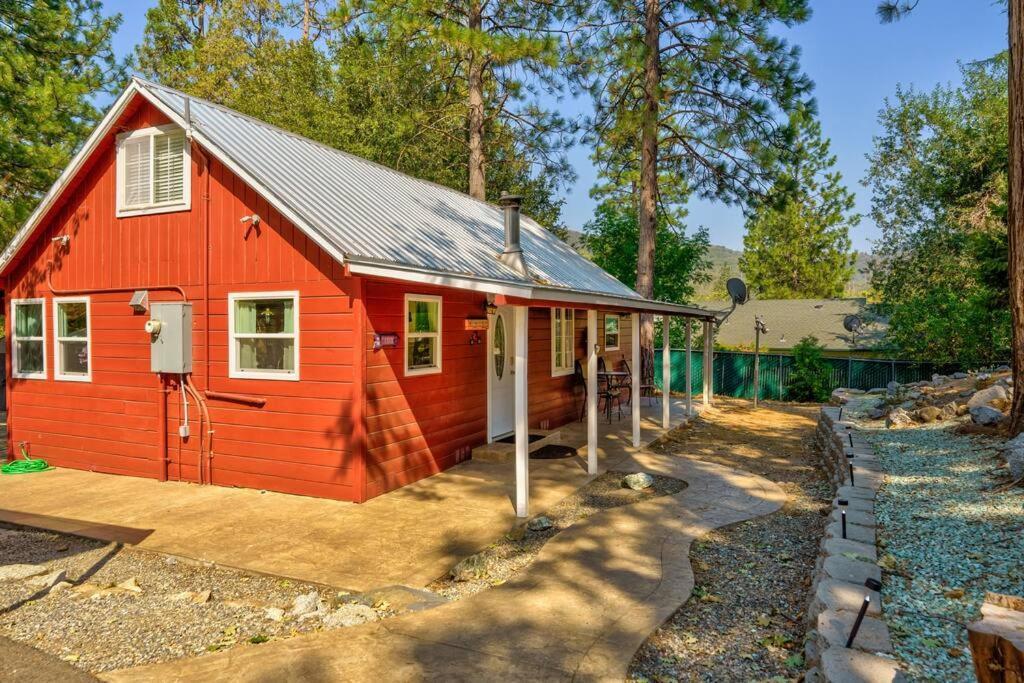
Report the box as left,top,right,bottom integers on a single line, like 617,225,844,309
0,400,693,591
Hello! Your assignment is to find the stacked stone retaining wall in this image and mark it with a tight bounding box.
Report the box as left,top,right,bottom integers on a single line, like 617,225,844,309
804,406,904,682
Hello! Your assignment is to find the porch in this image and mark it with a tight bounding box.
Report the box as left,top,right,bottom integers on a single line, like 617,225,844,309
0,401,694,591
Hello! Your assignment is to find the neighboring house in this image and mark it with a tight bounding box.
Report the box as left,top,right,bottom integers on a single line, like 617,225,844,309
700,298,888,357
0,78,714,515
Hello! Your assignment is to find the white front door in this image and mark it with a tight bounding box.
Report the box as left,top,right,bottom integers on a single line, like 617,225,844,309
489,305,516,439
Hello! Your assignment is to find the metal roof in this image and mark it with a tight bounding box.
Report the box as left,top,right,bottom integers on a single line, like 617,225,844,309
137,79,646,299
0,78,716,318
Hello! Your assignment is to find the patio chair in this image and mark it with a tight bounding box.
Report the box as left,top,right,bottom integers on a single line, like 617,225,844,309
574,360,623,423
622,351,659,406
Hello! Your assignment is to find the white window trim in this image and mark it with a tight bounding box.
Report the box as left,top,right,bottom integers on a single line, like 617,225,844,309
550,307,575,377
604,313,621,351
115,124,191,218
53,296,91,382
404,293,442,377
11,298,47,380
228,291,300,381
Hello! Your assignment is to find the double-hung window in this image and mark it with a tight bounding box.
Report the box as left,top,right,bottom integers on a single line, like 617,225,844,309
551,307,574,377
54,297,91,381
604,314,620,350
12,299,46,379
229,292,299,380
405,294,441,376
116,125,190,216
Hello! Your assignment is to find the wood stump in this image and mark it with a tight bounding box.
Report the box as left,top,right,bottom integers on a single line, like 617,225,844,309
969,593,1024,682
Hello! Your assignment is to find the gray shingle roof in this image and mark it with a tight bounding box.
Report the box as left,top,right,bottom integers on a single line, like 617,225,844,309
137,79,642,300
700,298,888,351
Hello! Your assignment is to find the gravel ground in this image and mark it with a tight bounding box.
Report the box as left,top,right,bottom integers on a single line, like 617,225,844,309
428,471,687,600
862,424,1024,682
0,524,391,673
629,399,829,682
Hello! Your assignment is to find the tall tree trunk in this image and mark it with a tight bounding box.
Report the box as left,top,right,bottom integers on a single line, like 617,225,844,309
467,1,486,200
1009,0,1024,434
636,0,660,350
302,0,311,41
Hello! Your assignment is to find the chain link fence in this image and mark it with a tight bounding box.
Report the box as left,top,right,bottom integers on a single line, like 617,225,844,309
655,349,969,401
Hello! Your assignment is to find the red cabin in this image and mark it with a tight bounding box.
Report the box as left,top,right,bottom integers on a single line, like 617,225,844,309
0,78,714,515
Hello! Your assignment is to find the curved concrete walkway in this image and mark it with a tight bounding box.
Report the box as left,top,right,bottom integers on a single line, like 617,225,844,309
104,451,785,682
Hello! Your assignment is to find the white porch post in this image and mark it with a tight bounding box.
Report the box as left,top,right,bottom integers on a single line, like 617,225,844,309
662,315,671,429
703,320,713,408
586,309,598,474
685,319,693,416
631,312,641,447
514,305,530,517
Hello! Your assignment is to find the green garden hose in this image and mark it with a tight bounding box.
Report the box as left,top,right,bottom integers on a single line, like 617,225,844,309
1,445,52,475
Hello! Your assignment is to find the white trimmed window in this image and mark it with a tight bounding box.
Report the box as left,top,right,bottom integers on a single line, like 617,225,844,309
604,314,620,350
116,125,190,217
551,307,574,377
54,297,91,381
11,298,46,379
229,292,300,380
405,294,442,376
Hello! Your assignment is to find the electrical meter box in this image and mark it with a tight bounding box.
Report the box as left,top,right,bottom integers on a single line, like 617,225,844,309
149,302,193,373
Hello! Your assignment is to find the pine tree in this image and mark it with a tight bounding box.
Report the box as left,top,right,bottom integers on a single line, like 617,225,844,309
573,0,812,349
740,113,858,299
0,0,124,243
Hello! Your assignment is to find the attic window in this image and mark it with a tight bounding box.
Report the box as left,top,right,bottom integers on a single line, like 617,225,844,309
116,125,190,217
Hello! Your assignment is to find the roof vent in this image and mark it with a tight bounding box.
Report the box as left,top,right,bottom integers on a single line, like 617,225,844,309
497,192,529,278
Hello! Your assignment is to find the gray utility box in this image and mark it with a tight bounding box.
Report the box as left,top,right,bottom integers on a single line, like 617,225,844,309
149,302,193,374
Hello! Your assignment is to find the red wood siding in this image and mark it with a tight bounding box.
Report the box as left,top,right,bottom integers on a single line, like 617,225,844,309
4,96,361,501
362,280,485,499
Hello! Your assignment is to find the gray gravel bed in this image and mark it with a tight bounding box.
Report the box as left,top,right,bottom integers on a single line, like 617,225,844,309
0,523,389,673
428,471,686,601
863,425,1024,682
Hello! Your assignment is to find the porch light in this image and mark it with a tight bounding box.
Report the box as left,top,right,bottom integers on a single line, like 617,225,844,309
484,302,498,316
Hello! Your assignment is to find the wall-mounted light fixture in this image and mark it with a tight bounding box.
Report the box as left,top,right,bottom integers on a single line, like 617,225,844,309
484,302,498,316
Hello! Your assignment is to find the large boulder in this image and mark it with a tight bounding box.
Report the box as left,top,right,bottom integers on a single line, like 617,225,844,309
1007,449,1024,480
967,385,1008,410
970,405,1005,426
886,408,913,429
886,380,901,397
914,406,942,423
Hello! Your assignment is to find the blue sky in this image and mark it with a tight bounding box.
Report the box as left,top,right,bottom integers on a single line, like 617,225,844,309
104,1,1007,252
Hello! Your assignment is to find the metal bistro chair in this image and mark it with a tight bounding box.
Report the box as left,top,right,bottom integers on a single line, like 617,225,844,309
622,348,659,406
574,360,622,424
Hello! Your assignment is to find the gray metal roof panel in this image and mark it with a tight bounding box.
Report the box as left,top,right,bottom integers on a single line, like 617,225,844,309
138,79,642,300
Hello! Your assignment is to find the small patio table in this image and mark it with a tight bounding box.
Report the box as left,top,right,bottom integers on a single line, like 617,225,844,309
597,371,629,422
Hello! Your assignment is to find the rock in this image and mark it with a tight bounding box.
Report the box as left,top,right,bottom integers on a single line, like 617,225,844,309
952,372,969,379
867,407,887,420
450,553,488,582
914,406,941,423
867,387,887,395
170,589,211,604
290,591,322,617
996,364,1011,372
28,569,67,589
830,388,848,405
978,372,992,381
622,472,655,490
164,557,178,566
527,515,554,531
1007,449,1024,480
940,402,959,420
899,400,916,410
971,405,1005,426
265,607,285,622
956,403,970,417
348,585,449,615
992,397,1011,412
886,380,901,396
0,564,48,581
322,603,379,629
116,577,142,593
49,581,73,595
885,408,913,429
967,385,1008,410
907,390,922,401
931,374,950,386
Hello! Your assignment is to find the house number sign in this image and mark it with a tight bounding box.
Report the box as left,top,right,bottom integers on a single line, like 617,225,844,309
373,332,400,351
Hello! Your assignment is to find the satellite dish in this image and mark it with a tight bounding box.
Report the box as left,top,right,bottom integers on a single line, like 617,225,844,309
843,314,863,333
726,278,749,305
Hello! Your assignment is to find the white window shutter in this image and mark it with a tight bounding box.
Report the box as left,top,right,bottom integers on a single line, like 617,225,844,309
153,131,185,204
123,137,151,207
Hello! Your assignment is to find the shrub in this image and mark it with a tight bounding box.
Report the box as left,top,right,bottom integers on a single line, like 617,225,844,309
787,335,832,402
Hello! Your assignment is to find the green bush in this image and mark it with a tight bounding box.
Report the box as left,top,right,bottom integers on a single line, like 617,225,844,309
787,335,832,403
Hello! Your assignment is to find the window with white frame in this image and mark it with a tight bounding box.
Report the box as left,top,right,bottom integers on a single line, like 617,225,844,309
405,294,441,376
12,299,46,379
229,292,299,380
551,307,574,376
604,313,620,350
54,298,90,381
116,125,190,216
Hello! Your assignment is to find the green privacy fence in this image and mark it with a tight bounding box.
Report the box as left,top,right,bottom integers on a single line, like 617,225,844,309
654,349,964,401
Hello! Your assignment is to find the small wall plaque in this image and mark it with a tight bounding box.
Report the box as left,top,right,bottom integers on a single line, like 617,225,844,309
465,318,489,331
373,332,400,351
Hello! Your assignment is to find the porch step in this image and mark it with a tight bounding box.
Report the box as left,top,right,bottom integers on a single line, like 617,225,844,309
471,429,562,463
